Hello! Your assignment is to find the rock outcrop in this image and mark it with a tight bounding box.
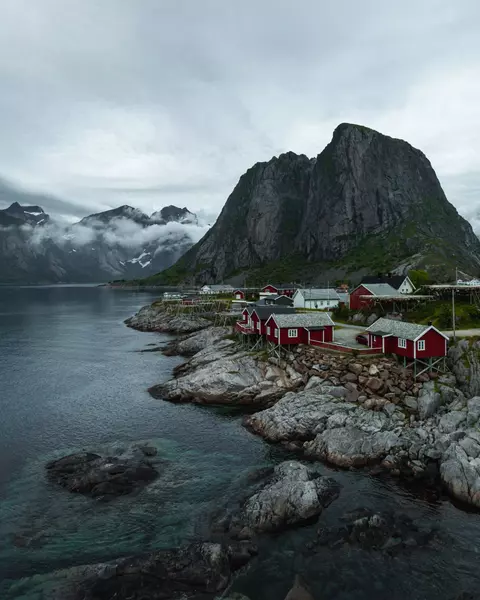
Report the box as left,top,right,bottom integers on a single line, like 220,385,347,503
448,339,480,398
245,378,480,508
236,461,340,533
158,123,480,283
163,326,230,356
150,341,302,406
125,303,211,334
46,450,160,500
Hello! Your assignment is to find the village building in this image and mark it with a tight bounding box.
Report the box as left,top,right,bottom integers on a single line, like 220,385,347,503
260,283,297,298
265,312,335,346
365,317,448,376
360,274,415,294
255,295,294,307
233,289,246,300
200,284,234,295
162,292,183,300
293,288,341,310
249,306,295,335
349,283,399,310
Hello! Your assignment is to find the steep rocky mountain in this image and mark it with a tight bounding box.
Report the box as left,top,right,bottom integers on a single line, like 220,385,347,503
0,196,202,283
156,123,480,284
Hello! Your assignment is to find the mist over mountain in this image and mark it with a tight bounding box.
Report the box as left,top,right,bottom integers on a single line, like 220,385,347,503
0,181,208,283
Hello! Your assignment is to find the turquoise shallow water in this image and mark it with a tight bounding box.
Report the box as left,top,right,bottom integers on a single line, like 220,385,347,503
1,286,480,599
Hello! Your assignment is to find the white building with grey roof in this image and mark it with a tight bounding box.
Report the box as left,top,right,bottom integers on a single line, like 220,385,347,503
293,288,342,310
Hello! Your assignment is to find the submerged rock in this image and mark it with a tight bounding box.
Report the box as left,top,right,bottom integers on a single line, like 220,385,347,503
226,461,340,534
315,508,436,553
284,575,314,600
125,303,211,334
35,542,256,600
46,452,160,500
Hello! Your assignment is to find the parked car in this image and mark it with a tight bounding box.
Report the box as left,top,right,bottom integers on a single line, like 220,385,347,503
355,334,368,345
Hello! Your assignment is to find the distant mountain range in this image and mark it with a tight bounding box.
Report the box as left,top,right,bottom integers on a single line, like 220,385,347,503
0,181,204,283
147,123,480,286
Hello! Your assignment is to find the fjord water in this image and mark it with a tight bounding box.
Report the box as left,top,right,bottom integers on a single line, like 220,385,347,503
0,286,480,599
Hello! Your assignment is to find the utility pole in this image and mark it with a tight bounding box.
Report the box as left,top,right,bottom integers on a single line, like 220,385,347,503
452,286,456,343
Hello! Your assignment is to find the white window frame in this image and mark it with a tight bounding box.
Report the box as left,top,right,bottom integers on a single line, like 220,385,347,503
267,326,271,335
398,338,407,349
288,328,298,338
417,339,426,351
257,321,260,330
275,329,278,338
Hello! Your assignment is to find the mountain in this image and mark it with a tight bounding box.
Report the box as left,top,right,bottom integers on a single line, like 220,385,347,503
154,123,480,285
0,188,204,283
78,205,151,227
150,206,198,225
0,202,50,227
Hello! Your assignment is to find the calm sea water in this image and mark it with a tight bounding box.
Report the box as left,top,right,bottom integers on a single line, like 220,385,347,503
1,286,480,599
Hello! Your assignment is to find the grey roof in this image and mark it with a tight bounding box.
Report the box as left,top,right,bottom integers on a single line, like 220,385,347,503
269,313,335,328
366,317,431,341
360,283,399,296
296,288,340,301
248,306,294,319
361,275,410,290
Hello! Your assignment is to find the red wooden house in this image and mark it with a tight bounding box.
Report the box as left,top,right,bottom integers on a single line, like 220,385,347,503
250,306,295,335
265,313,335,346
235,306,294,335
365,318,448,359
233,289,246,300
261,283,296,298
349,283,399,310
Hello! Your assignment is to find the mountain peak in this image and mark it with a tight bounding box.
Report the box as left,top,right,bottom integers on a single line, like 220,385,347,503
0,201,48,226
155,123,480,284
150,205,198,225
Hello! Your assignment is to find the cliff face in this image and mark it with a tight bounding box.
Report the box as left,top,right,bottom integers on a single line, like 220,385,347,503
167,123,480,283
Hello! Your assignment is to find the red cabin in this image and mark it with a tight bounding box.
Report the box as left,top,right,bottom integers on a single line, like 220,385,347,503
349,283,398,311
235,306,294,336
261,283,296,298
251,306,295,335
233,289,246,300
365,318,448,359
265,313,335,346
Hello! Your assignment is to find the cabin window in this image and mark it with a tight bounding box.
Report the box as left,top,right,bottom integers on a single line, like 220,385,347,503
398,338,407,349
257,321,260,331
267,326,271,335
288,328,298,338
417,339,426,351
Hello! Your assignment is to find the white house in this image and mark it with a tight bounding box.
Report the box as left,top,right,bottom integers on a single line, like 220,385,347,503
293,288,341,310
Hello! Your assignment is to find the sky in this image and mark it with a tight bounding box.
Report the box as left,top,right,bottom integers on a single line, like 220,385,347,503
0,0,479,224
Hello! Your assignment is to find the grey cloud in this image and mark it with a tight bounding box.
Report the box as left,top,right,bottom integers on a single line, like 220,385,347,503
0,0,479,222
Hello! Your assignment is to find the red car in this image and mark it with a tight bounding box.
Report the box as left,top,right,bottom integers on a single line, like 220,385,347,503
355,334,368,345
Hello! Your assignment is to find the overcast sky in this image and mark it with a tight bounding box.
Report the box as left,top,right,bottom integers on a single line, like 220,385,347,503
0,0,479,223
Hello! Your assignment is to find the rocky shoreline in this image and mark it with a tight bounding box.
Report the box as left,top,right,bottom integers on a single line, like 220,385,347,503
133,302,480,511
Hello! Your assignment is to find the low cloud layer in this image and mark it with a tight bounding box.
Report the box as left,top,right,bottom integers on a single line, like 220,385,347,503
19,217,210,253
0,1,479,223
